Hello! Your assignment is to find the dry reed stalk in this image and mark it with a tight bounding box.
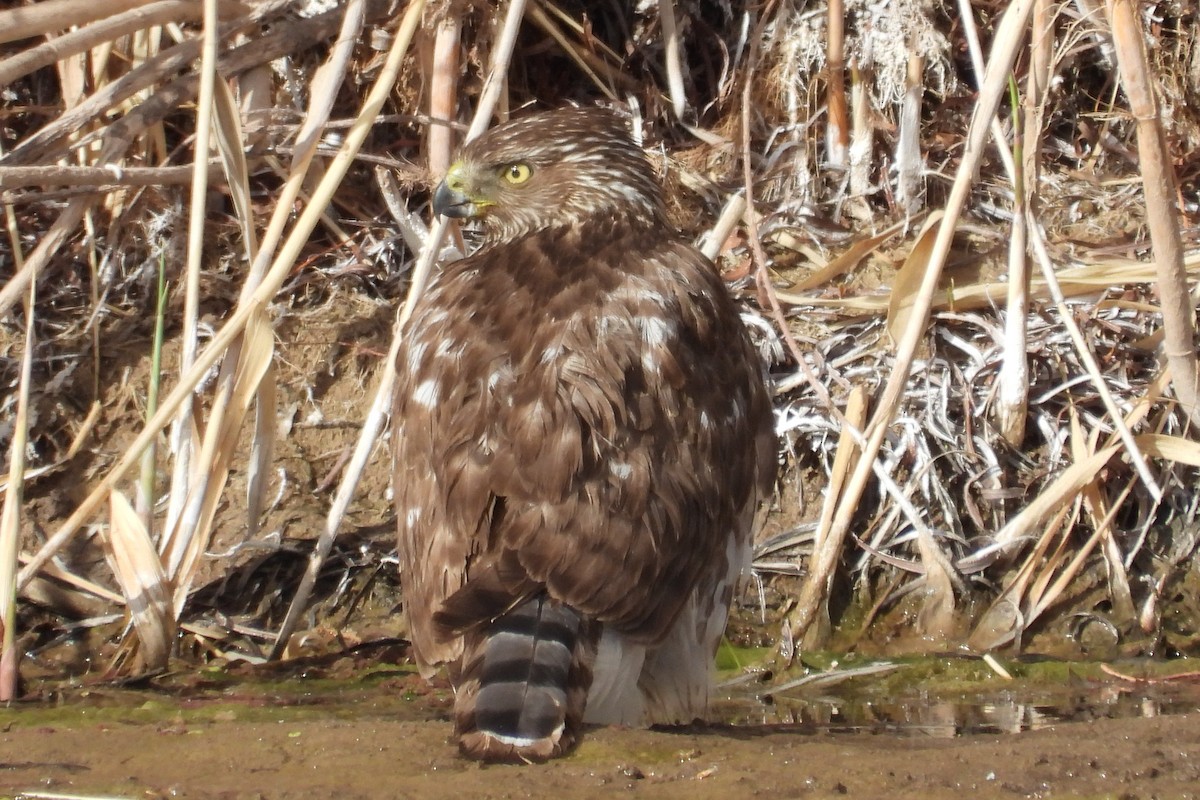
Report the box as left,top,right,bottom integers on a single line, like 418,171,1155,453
1082,467,1135,622
994,120,1029,446
787,385,867,649
0,191,32,701
739,11,811,380
271,0,530,659
0,0,315,321
162,0,370,618
1026,215,1161,500
106,491,175,668
786,215,920,293
0,163,221,190
159,0,220,591
776,252,1200,312
1105,0,1199,426
216,57,272,549
427,13,461,179
658,0,687,119
996,0,1053,446
847,57,870,212
894,51,923,213
0,0,203,86
968,363,1177,638
2,11,257,167
0,199,88,320
526,2,627,99
968,499,1076,650
17,0,416,597
1024,485,1133,636
914,524,958,640
822,0,1036,609
953,0,1033,447
886,211,943,344
957,0,1022,189
0,0,185,44
699,192,746,262
825,0,847,168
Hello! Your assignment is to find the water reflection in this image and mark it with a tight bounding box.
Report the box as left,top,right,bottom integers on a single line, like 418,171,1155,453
712,686,1200,738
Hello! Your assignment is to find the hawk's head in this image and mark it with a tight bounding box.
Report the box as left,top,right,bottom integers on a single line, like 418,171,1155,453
432,107,668,243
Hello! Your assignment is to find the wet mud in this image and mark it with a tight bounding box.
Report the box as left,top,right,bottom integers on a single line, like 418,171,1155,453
4,661,1200,799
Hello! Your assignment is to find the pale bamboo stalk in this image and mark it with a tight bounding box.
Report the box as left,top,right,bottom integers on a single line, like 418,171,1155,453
825,0,847,168
847,58,870,204
0,0,166,44
1106,0,1199,425
270,0,528,659
19,0,431,594
0,1,199,85
160,0,218,560
788,386,867,648
428,13,461,180
996,0,1053,445
658,0,687,120
824,0,1037,577
162,0,369,607
1,0,293,168
894,51,924,214
0,189,32,701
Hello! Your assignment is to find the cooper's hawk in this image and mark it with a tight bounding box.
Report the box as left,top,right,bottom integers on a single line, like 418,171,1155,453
393,106,775,762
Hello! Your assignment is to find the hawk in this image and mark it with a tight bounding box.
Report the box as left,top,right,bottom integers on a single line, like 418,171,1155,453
393,106,776,762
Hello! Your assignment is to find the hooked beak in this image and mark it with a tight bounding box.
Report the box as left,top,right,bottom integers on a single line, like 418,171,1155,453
432,178,476,219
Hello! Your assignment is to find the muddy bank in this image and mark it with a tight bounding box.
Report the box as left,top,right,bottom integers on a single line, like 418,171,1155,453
4,698,1199,799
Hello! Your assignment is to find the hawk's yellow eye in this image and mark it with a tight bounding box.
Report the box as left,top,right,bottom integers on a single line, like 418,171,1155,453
501,163,533,185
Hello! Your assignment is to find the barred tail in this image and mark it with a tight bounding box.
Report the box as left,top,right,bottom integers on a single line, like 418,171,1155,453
455,595,595,762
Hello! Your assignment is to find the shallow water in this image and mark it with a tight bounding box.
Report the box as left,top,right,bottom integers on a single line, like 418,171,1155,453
6,656,1200,798
720,656,1200,736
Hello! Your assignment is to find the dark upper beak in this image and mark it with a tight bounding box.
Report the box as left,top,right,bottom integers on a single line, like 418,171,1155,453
432,179,474,219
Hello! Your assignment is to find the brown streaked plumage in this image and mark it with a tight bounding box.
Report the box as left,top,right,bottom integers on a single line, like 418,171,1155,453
393,106,776,763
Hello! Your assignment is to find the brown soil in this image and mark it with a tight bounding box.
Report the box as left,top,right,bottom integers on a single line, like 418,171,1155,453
4,706,1199,799
4,664,1200,800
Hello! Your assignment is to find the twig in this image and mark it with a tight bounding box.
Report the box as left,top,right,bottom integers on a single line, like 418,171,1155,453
0,162,221,188
1027,215,1162,501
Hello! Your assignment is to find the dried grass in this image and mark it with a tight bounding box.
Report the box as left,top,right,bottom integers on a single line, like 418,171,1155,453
2,0,1200,686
